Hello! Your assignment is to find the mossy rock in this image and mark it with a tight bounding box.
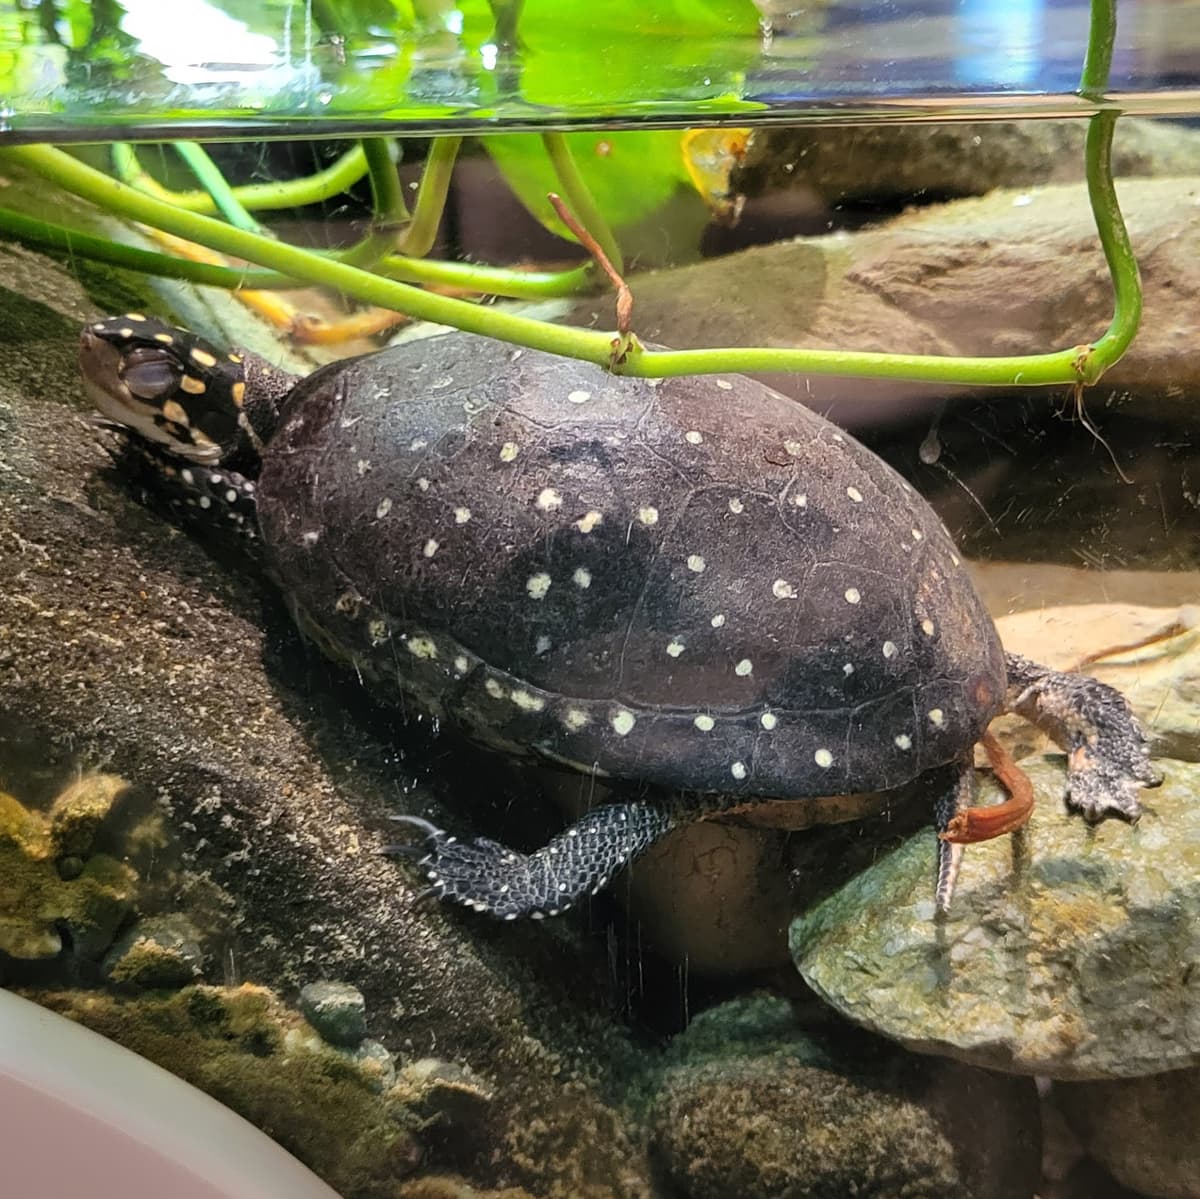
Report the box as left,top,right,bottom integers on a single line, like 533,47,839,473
31,985,423,1198
48,773,128,857
791,757,1200,1080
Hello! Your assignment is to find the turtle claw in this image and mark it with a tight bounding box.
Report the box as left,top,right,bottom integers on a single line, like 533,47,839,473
1004,652,1161,829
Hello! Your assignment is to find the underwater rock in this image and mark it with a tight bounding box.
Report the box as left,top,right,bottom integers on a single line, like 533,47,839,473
646,994,1040,1199
0,784,137,962
48,772,129,857
791,758,1200,1080
0,244,652,1196
300,980,368,1048
102,913,206,989
32,983,423,1197
736,119,1200,204
1056,1070,1200,1199
396,1058,495,1135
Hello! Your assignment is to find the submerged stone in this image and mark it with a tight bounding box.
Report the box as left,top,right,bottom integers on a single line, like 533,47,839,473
791,758,1200,1080
647,995,1039,1199
300,980,368,1048
102,913,206,989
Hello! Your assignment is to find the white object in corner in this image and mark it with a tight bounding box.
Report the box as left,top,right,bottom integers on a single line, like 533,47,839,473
0,988,343,1199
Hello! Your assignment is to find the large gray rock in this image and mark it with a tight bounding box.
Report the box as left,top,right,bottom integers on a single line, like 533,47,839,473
646,995,1040,1199
791,758,1200,1080
1057,1069,1200,1199
567,177,1200,429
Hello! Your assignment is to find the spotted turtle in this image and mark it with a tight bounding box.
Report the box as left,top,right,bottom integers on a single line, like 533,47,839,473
79,316,1159,919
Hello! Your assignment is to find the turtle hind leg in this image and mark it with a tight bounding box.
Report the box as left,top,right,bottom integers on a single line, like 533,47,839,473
386,802,676,920
1004,652,1162,826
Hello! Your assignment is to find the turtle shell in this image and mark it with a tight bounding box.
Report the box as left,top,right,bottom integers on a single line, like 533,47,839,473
257,332,1005,798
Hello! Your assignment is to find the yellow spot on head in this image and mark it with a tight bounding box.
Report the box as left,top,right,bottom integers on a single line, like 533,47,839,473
228,353,243,364
511,689,546,713
180,375,206,395
162,400,189,425
190,346,218,368
231,381,246,407
125,313,146,321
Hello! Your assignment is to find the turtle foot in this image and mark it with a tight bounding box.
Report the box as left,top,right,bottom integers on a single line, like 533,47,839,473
1004,652,1162,827
386,802,675,920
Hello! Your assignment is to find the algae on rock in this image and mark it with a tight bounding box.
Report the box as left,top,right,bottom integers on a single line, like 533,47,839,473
791,758,1200,1080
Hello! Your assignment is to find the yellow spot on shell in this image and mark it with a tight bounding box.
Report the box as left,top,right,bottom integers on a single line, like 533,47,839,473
694,714,715,732
576,511,603,533
611,710,636,736
814,748,834,768
526,572,552,599
638,506,659,526
153,331,174,344
406,636,438,659
189,346,218,368
511,689,546,713
499,442,520,462
563,708,590,731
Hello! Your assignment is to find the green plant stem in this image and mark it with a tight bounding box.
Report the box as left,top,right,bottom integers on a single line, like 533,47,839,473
398,136,461,258
541,132,624,275
338,138,410,269
0,205,299,288
174,142,265,234
0,203,593,299
1,143,617,361
1079,0,1116,97
1080,110,1140,376
110,142,369,214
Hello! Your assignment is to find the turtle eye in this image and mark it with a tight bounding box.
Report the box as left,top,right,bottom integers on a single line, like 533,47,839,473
121,348,183,401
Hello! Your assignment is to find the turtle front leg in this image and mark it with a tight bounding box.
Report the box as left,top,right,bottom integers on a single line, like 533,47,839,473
1004,652,1162,825
387,801,676,920
114,438,260,546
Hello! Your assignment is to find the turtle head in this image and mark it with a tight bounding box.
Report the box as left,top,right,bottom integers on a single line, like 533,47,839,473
80,316,249,466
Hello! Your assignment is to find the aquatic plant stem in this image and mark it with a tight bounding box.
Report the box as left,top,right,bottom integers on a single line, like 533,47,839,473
173,142,266,234
542,132,624,275
396,136,461,258
1079,0,1116,98
109,142,369,215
